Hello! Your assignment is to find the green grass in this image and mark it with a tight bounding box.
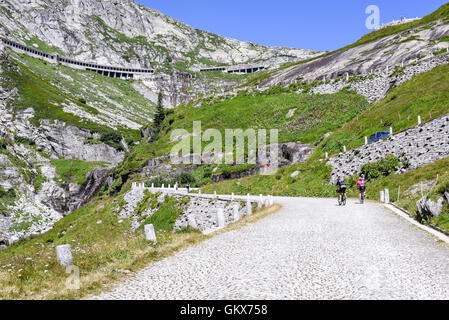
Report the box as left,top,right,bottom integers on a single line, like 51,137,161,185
33,167,47,192
143,196,187,230
145,90,368,157
51,159,107,185
201,161,338,198
0,187,17,215
0,53,142,145
108,89,367,188
7,52,151,144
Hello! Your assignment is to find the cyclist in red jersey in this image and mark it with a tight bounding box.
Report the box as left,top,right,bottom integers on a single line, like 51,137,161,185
357,175,366,203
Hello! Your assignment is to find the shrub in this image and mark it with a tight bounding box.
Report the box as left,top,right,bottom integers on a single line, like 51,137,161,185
361,156,400,180
100,132,124,151
0,139,7,149
221,168,231,179
108,176,123,195
0,187,16,199
14,135,35,146
179,172,195,185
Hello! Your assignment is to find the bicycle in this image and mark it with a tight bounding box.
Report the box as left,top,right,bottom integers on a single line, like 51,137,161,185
338,190,347,206
359,186,366,204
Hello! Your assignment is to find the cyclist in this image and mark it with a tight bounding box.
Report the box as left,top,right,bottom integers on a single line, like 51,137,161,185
336,177,347,205
357,175,366,203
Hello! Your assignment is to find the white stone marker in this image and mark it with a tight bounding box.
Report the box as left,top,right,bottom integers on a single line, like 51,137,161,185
380,190,385,203
162,184,165,189
264,196,270,207
325,152,328,159
389,127,393,135
365,136,368,145
233,204,240,222
56,244,73,267
198,190,201,195
217,208,225,228
188,215,198,229
231,193,234,201
168,184,171,189
151,183,154,189
144,224,157,243
418,115,422,126
246,200,252,215
384,189,390,204
343,145,347,152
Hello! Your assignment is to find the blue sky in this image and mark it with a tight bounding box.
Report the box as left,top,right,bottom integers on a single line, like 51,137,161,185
135,0,448,51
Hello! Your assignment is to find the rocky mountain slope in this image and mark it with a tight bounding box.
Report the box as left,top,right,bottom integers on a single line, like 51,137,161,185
0,0,319,71
259,6,449,88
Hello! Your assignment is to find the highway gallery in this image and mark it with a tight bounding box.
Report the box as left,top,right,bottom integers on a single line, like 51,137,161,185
170,121,279,173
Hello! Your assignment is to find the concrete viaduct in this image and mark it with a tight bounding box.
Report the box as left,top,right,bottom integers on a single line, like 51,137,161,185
200,65,265,74
0,35,154,79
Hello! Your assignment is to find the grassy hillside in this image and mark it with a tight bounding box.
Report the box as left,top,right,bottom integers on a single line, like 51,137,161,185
315,64,449,159
107,89,368,189
140,89,367,155
0,52,145,143
0,191,279,299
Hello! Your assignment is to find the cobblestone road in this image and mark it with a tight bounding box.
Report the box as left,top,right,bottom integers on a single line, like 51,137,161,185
92,197,449,300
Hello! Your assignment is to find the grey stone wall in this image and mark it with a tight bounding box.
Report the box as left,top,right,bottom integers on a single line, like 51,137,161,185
173,196,249,233
328,114,449,183
123,183,263,234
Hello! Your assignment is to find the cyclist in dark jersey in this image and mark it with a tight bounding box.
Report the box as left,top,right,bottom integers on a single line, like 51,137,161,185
336,177,347,204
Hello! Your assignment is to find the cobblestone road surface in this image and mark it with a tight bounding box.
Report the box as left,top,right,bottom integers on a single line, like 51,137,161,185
92,197,449,300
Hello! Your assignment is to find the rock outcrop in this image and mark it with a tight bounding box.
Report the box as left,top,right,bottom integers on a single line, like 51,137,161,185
140,141,315,183
417,196,445,220
261,18,449,89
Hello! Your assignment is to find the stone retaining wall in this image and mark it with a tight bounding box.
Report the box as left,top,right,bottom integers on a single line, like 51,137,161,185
123,183,272,233
328,114,449,183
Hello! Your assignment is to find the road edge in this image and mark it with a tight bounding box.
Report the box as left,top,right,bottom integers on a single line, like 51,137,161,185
384,203,449,245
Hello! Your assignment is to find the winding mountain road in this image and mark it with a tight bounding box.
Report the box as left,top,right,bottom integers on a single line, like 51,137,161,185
92,197,449,300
